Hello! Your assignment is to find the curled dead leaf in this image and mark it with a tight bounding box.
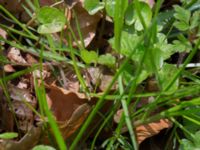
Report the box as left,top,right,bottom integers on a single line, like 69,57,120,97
114,109,172,144
46,84,91,139
136,119,172,144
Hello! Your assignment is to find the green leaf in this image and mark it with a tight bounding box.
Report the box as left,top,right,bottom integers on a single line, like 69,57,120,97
190,11,200,30
98,53,116,67
32,145,56,150
134,2,152,31
174,21,190,31
105,0,116,17
105,0,128,18
174,5,191,31
158,63,179,94
0,132,18,139
179,131,200,150
80,50,98,64
84,0,104,15
36,7,66,34
109,31,141,59
125,2,135,25
122,63,149,85
174,5,191,23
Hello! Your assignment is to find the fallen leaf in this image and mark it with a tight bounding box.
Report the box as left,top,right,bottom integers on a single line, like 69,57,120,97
7,47,27,64
58,103,90,139
26,54,38,64
69,1,101,47
86,66,117,91
0,27,7,45
3,65,15,73
114,109,172,144
9,85,37,132
46,84,91,138
136,119,172,144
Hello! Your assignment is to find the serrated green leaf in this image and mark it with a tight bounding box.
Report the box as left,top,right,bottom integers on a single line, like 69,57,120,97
80,50,98,64
174,5,191,23
32,145,56,150
84,0,104,15
190,11,200,30
0,132,18,139
36,7,66,34
98,53,116,67
174,5,191,31
174,21,190,31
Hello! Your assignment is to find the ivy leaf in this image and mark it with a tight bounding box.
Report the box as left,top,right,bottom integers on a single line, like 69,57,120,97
36,7,66,34
0,132,18,139
84,0,104,15
98,53,116,67
158,63,179,94
80,50,98,64
173,5,191,31
32,145,56,150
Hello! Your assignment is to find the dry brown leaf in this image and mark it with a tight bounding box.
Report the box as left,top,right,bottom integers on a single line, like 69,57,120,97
7,47,27,64
69,2,101,47
0,126,41,150
9,85,37,132
46,84,91,139
59,103,90,139
136,119,172,144
26,54,38,64
114,109,172,144
0,27,7,45
3,64,15,73
86,67,117,91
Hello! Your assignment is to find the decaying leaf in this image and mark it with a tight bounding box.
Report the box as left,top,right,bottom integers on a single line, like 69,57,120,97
3,65,15,73
59,103,91,139
69,2,101,47
0,126,41,150
7,47,27,64
0,27,7,45
136,119,172,144
26,54,38,64
9,85,37,133
114,109,172,144
46,84,91,139
86,67,117,91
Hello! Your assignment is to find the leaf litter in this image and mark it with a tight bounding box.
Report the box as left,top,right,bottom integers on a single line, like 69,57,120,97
0,0,199,149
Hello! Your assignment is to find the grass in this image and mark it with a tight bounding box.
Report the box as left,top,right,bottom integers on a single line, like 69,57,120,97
0,0,200,149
